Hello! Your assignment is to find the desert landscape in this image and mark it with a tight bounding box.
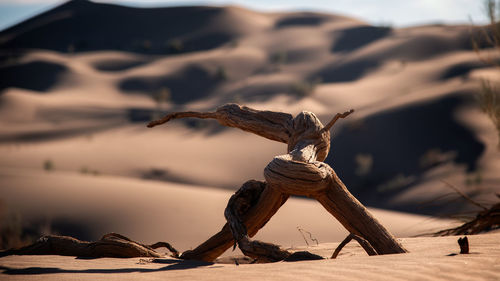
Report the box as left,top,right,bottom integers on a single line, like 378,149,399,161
0,0,499,280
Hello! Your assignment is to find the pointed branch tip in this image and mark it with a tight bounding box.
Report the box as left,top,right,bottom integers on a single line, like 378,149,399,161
322,109,354,133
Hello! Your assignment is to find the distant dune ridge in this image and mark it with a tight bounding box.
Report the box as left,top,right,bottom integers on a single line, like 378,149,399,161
0,0,499,273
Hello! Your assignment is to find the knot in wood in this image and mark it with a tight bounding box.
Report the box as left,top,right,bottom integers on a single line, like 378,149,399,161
264,154,333,197
287,111,330,162
263,111,333,197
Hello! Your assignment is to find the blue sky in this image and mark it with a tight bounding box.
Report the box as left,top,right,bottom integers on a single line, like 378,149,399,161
0,0,489,32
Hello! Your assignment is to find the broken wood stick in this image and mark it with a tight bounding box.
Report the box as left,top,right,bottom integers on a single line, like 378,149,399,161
458,236,469,254
0,233,179,258
331,233,377,259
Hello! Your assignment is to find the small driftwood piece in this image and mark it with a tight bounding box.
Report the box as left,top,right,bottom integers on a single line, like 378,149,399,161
331,233,377,259
0,233,179,258
149,104,407,262
458,236,469,254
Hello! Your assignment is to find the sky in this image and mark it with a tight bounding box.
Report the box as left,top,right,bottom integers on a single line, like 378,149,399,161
0,0,490,32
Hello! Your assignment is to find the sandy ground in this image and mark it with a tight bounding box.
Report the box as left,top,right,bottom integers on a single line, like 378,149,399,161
0,167,455,253
1,233,499,281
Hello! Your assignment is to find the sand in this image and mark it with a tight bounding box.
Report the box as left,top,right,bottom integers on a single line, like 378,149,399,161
1,233,499,280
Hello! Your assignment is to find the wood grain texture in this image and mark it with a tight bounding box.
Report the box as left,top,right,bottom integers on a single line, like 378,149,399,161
0,233,178,258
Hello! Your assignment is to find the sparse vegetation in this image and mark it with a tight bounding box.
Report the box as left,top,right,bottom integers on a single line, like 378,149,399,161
270,50,287,65
228,40,239,48
67,43,75,53
290,78,321,97
478,80,500,148
465,171,483,186
215,65,228,81
0,212,36,250
141,39,152,51
474,0,500,149
232,93,243,104
376,174,415,193
43,159,54,171
151,87,171,121
434,183,500,236
435,0,500,237
419,148,456,169
296,227,319,246
165,39,184,53
354,153,373,176
80,166,100,176
154,87,171,105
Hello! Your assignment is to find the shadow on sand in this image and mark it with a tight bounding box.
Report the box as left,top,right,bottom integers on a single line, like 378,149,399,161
0,258,215,275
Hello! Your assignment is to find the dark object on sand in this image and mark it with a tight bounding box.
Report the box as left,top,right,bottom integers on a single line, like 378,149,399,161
331,233,378,259
0,233,179,258
458,236,469,254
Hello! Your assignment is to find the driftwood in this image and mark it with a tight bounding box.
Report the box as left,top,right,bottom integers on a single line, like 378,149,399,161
331,233,377,259
458,236,469,254
0,233,179,258
149,104,407,262
3,103,407,262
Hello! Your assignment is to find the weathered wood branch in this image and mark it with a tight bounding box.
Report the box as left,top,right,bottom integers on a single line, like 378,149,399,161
180,181,289,262
148,104,293,143
321,109,354,133
223,179,323,262
149,104,406,262
331,233,377,259
4,104,407,263
0,233,178,258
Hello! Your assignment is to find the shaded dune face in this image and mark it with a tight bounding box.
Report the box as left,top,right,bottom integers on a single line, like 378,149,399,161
0,61,67,92
0,1,241,54
274,15,329,28
315,59,380,83
331,26,392,53
93,59,149,72
316,27,477,83
325,94,485,214
439,62,490,80
119,65,221,104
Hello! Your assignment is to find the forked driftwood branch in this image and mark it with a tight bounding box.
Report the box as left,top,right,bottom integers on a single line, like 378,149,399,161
0,233,179,258
3,103,407,262
331,233,377,259
149,104,407,262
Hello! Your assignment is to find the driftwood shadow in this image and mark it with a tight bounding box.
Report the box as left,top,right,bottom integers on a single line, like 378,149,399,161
0,259,214,275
